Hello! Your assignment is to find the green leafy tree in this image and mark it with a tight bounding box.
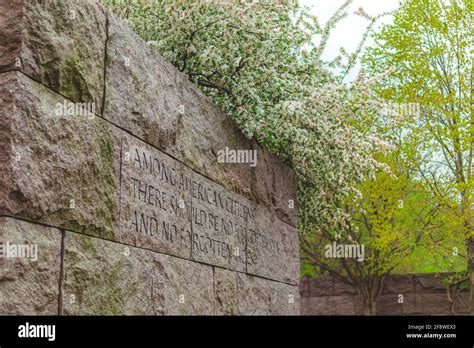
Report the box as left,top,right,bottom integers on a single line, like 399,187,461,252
301,139,443,314
364,0,473,312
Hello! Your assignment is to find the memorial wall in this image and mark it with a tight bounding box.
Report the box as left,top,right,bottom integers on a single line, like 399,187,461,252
0,0,299,315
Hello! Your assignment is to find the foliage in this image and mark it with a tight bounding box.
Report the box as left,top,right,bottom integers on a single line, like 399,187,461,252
364,0,473,313
364,0,473,273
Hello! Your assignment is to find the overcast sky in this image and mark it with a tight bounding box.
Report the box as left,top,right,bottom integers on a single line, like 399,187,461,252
299,0,402,80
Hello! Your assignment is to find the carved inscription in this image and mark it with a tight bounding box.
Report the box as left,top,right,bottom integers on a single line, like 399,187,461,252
120,135,193,259
247,226,282,265
189,173,251,271
120,135,291,280
246,205,299,284
129,151,192,242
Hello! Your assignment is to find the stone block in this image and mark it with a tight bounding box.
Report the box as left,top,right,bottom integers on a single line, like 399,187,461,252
0,0,106,111
246,204,299,285
300,297,323,315
251,143,297,227
236,273,299,315
268,281,300,315
214,268,238,315
325,296,356,315
377,294,403,315
420,293,450,315
0,0,23,71
400,293,423,315
334,279,357,295
413,274,446,292
62,231,214,315
0,72,121,239
0,217,62,314
0,2,301,317
237,273,271,315
306,276,335,297
382,274,414,294
453,292,470,314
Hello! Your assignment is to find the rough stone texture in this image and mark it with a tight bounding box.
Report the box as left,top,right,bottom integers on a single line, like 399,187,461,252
334,279,357,295
300,275,470,315
0,0,23,71
247,204,299,285
376,294,403,315
236,273,271,315
150,251,215,315
413,274,446,292
237,273,299,315
300,296,354,315
252,143,297,227
401,293,423,315
0,0,106,111
453,293,470,314
420,293,451,315
214,268,239,315
0,72,121,240
119,133,193,259
214,268,299,315
352,296,365,315
326,296,356,315
268,281,300,315
0,217,62,314
383,274,414,294
470,237,474,315
103,13,298,231
300,297,325,315
302,276,334,297
62,231,154,315
62,231,214,315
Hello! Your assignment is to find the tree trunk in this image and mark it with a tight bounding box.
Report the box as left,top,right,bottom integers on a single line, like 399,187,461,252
458,187,473,315
470,236,474,315
359,277,384,315
461,191,473,315
446,284,455,315
363,298,377,315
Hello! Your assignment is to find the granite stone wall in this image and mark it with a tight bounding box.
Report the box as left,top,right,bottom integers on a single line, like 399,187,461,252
0,0,299,315
300,275,469,315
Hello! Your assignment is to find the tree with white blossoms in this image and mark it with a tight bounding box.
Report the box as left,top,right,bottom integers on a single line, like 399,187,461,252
102,0,411,314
